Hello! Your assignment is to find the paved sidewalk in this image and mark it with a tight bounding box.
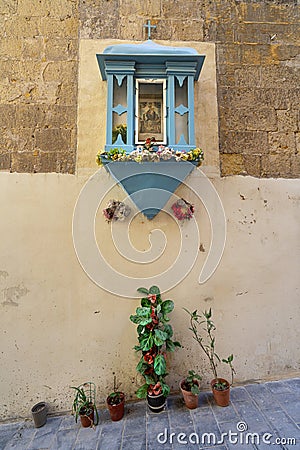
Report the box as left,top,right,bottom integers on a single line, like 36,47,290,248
0,378,299,450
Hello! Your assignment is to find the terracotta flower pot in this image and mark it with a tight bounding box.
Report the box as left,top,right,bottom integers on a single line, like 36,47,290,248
31,402,47,428
147,392,166,413
79,406,95,427
107,392,125,421
180,379,199,409
211,378,230,407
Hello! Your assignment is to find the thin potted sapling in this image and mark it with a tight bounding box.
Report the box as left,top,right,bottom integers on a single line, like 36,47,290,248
184,307,236,407
106,375,125,421
130,285,181,413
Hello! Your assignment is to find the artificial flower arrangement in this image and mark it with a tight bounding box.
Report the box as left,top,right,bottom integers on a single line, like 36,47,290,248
96,137,204,166
103,200,131,222
171,198,195,221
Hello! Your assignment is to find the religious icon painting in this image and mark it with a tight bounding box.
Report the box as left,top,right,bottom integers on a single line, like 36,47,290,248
135,79,166,144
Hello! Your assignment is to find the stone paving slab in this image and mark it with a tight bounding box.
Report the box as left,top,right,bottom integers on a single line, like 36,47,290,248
0,378,299,450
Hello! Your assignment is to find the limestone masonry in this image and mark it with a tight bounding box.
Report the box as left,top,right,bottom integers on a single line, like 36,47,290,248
0,0,299,177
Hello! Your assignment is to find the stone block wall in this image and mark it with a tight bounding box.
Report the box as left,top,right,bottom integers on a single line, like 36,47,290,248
212,1,300,177
80,0,300,178
0,0,79,173
1,0,299,177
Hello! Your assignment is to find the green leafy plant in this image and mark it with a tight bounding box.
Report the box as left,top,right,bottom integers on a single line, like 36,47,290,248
184,307,235,391
213,380,228,391
107,391,124,406
182,370,202,395
130,286,181,398
70,382,99,425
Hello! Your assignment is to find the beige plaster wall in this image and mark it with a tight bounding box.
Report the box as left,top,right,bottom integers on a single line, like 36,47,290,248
0,171,299,420
76,39,220,177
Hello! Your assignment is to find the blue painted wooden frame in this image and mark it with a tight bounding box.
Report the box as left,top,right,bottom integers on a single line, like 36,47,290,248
96,41,205,219
101,159,198,219
96,40,205,152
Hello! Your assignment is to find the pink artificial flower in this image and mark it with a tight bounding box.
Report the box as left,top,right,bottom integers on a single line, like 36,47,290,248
148,294,157,304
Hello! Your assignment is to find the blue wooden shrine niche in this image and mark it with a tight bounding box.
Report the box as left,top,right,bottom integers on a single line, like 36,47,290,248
96,40,205,151
96,39,205,220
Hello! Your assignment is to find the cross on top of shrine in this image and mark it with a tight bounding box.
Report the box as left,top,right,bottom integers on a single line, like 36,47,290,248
143,20,156,40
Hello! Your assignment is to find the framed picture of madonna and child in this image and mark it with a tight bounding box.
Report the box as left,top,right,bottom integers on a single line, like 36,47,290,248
135,79,166,144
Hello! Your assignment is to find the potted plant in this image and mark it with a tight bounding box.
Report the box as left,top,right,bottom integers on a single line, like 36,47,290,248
130,285,181,412
70,382,99,427
106,375,125,421
180,370,202,409
184,307,235,407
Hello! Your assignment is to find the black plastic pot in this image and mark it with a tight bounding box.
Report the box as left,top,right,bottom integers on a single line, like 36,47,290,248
31,402,47,428
147,393,166,413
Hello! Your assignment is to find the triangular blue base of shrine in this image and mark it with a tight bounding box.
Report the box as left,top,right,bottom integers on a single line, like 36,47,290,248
102,160,197,219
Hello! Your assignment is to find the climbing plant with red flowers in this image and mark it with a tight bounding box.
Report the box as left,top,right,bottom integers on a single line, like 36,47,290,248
130,286,181,398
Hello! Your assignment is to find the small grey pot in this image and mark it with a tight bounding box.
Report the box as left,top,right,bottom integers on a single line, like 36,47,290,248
31,402,47,428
